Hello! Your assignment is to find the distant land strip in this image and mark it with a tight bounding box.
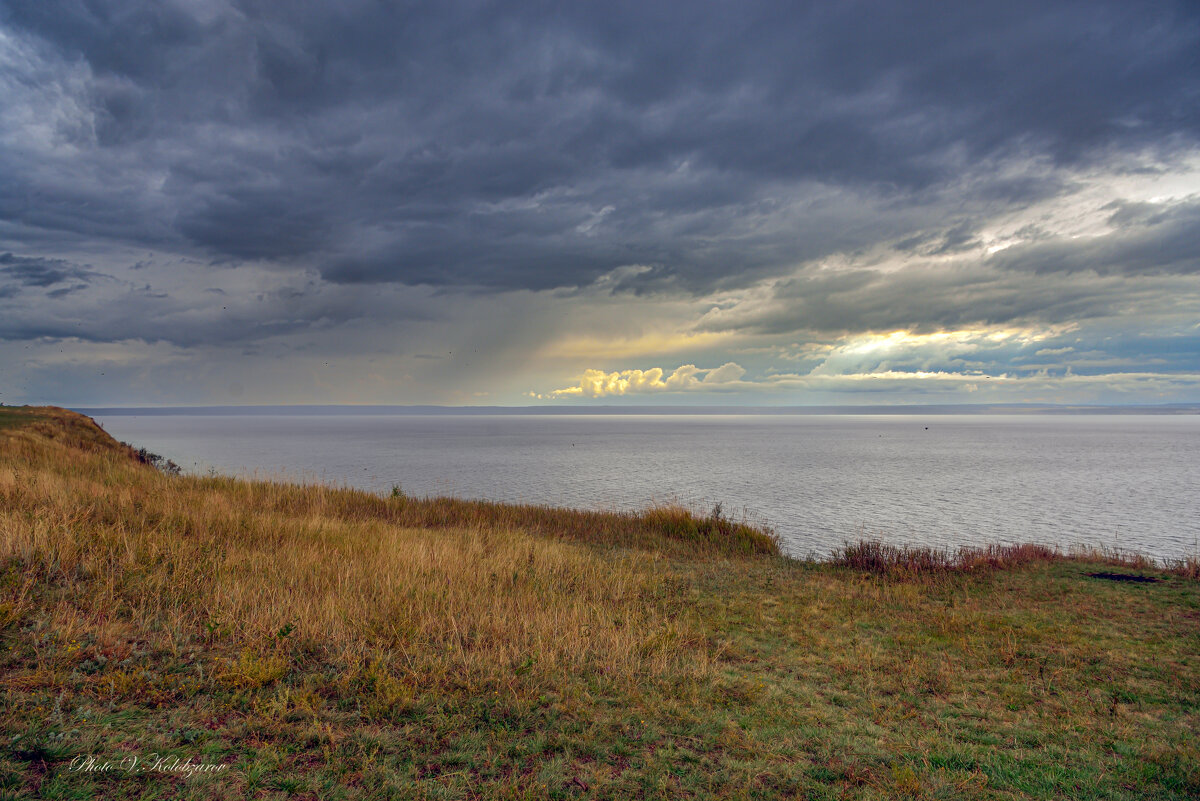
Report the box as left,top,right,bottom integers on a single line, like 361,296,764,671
67,403,1200,416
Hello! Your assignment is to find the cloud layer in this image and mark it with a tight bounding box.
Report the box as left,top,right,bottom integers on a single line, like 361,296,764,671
1,1,1198,405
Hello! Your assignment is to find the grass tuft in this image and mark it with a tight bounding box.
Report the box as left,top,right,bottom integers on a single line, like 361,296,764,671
831,538,1198,581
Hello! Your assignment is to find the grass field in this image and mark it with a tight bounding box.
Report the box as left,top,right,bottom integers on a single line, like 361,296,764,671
0,405,1197,799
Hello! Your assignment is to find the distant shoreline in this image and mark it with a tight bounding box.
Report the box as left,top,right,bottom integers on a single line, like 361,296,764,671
69,402,1200,416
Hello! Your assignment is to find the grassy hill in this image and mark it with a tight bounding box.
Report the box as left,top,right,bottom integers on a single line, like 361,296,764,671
0,406,1196,799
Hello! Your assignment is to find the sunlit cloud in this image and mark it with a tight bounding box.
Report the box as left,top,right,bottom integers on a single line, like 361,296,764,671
534,362,1200,403
537,363,746,398
532,317,1200,404
703,362,747,384
806,325,1077,376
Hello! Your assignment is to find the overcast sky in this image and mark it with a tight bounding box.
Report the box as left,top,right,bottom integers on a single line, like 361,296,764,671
2,0,1198,407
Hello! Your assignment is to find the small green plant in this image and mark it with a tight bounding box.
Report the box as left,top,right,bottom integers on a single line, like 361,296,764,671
128,444,182,475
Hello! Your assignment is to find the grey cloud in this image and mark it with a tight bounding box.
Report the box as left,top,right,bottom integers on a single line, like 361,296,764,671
1,0,1197,293
990,198,1200,275
45,285,88,298
699,265,1200,338
928,223,982,256
0,253,105,288
176,189,333,261
893,222,984,256
0,269,441,348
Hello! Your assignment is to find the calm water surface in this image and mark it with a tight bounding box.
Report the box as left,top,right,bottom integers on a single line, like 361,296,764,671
93,414,1200,560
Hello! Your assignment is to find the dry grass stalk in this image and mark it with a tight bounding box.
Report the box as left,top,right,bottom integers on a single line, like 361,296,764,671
1,407,766,691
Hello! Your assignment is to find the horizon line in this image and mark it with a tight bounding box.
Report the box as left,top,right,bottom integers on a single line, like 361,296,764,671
58,402,1200,416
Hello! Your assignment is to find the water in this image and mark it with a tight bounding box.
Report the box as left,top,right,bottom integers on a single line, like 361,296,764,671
92,413,1200,560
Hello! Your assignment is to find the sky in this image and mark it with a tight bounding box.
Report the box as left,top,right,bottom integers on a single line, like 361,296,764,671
1,0,1199,407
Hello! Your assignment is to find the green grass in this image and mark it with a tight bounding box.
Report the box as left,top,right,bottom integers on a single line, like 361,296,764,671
0,408,1196,799
0,406,48,430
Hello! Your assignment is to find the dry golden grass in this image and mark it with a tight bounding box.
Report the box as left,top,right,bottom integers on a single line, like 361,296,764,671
0,407,742,693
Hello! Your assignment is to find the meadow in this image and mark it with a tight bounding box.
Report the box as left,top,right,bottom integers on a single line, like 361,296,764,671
0,406,1196,799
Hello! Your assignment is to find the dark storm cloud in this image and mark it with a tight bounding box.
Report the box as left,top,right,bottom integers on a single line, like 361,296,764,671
2,0,1198,292
0,253,105,288
0,263,444,348
176,189,333,262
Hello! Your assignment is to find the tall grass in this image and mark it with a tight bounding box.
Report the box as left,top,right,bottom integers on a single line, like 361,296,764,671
1,408,763,694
